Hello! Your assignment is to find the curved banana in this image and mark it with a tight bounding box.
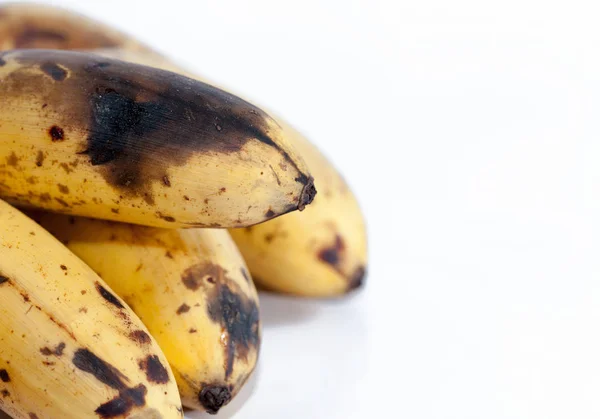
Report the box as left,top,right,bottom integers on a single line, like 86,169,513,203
90,49,369,296
0,49,315,228
0,199,182,419
0,3,152,52
0,4,366,296
230,126,368,296
33,213,260,414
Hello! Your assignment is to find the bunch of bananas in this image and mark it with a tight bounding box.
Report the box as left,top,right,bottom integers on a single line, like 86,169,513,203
0,4,368,418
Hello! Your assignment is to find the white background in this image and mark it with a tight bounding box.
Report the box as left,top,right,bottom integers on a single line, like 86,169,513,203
5,0,600,418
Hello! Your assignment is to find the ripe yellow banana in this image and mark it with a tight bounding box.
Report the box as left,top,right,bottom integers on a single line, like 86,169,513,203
0,49,315,228
33,213,260,414
0,199,182,419
89,49,369,297
0,3,152,52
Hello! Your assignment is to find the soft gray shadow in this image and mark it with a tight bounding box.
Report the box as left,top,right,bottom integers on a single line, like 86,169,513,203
257,292,322,327
185,363,261,419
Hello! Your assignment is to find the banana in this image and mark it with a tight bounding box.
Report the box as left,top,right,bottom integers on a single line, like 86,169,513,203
0,3,152,52
230,128,368,296
0,199,182,419
88,49,369,296
33,213,260,414
0,4,365,296
0,49,315,228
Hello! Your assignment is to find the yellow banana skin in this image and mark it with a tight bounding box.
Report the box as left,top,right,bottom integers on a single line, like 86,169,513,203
230,127,368,296
34,213,261,414
0,49,315,228
0,3,152,52
90,49,369,296
0,199,182,419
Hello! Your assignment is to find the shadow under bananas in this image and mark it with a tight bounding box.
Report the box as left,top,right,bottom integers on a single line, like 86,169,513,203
257,292,325,327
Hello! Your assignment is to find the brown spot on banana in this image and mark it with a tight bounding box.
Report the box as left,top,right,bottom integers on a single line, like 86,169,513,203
138,355,170,384
129,330,152,345
95,281,125,309
182,262,260,379
0,370,9,382
72,348,129,390
0,49,314,227
39,342,65,356
95,384,147,418
40,62,66,81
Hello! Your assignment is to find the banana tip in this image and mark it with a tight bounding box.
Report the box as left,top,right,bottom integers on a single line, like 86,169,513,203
198,385,232,414
347,266,367,292
298,176,317,211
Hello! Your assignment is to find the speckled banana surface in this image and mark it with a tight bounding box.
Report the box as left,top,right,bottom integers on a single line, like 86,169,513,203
0,49,315,228
0,3,153,52
230,127,368,296
33,213,260,414
91,49,369,297
0,199,182,419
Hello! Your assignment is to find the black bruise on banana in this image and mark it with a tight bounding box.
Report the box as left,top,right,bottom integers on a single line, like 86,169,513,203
182,263,260,379
138,355,170,384
348,266,367,292
2,50,314,210
318,235,367,292
0,369,10,383
198,385,232,415
40,62,66,81
95,384,147,418
95,281,125,309
72,349,129,390
72,349,153,417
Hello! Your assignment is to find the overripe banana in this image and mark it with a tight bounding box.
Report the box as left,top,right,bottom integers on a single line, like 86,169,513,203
0,199,182,419
90,49,369,297
0,49,315,228
33,213,260,414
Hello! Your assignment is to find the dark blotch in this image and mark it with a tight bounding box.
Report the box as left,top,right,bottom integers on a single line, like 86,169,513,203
0,55,5,67
198,385,232,414
157,213,176,223
0,276,8,285
318,235,345,267
41,62,67,82
49,125,65,141
129,330,151,345
240,268,251,283
138,355,169,384
162,175,171,187
348,266,367,292
36,151,45,167
29,413,40,419
96,282,124,309
58,184,69,194
1,389,9,397
176,303,190,315
182,263,225,291
72,348,128,390
68,53,300,203
40,342,66,357
206,281,260,378
54,197,70,207
0,369,9,382
95,384,147,418
265,209,275,218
